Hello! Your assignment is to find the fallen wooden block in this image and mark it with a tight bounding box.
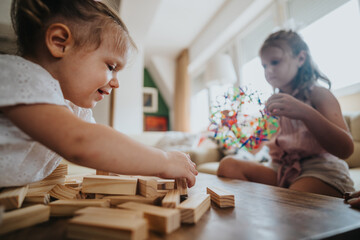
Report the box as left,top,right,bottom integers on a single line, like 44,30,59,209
162,189,180,208
46,164,68,179
175,178,188,197
26,185,56,196
0,204,50,235
104,195,161,207
24,193,50,205
65,173,92,183
118,202,181,234
0,185,29,210
28,164,67,189
177,194,210,224
95,194,105,199
0,205,4,225
137,177,158,198
157,179,175,190
75,207,143,219
206,186,235,208
49,199,110,217
96,170,110,176
82,175,137,195
157,189,170,196
68,214,148,240
64,179,82,188
28,177,65,191
49,184,81,200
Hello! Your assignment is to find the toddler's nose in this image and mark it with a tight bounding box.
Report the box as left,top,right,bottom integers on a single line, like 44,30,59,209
109,76,119,89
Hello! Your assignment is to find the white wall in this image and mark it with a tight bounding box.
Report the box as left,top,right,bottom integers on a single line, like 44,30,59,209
110,0,161,134
113,44,144,134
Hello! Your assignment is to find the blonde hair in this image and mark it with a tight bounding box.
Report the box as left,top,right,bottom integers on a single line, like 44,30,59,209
11,0,136,57
260,30,330,97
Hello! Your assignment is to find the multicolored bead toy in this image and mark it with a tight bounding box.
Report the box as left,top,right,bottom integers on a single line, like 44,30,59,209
208,87,278,152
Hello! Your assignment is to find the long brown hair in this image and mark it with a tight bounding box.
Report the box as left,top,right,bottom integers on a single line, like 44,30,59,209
260,30,331,97
11,0,136,57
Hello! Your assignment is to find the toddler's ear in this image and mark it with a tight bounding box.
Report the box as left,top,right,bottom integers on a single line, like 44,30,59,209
45,23,73,58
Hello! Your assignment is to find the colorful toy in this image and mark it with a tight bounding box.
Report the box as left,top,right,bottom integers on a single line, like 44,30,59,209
208,87,278,152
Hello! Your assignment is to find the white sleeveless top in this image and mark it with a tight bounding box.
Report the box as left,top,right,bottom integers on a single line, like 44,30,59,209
0,55,95,187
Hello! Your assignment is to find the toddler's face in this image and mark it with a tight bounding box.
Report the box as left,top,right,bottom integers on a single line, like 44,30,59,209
58,32,127,108
260,46,299,93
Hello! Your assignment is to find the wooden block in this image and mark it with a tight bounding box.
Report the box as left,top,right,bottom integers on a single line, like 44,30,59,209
104,195,161,206
177,194,210,224
64,179,82,188
82,175,137,195
0,185,29,210
26,185,56,196
0,204,50,235
46,164,68,179
65,173,93,183
157,179,175,190
28,177,65,189
137,177,158,198
68,214,148,240
49,184,81,200
175,178,188,196
157,189,170,195
27,164,68,195
75,207,143,219
206,186,235,208
162,189,180,208
0,205,4,225
118,202,181,234
95,194,105,199
49,199,110,217
96,170,110,175
24,193,50,205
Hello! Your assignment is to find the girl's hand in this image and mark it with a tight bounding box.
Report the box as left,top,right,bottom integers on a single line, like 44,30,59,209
266,93,312,120
159,151,198,187
344,191,360,208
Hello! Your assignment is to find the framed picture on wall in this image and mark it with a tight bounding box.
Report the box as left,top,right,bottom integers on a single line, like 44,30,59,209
143,87,158,113
144,115,168,131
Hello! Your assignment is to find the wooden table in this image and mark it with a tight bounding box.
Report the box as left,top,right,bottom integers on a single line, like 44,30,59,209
3,173,360,240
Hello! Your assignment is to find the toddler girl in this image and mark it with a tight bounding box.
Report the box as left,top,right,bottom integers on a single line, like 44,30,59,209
217,30,354,197
0,0,197,187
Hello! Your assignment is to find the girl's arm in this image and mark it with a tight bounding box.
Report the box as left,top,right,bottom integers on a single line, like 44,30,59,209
305,86,353,159
266,87,353,159
2,104,198,186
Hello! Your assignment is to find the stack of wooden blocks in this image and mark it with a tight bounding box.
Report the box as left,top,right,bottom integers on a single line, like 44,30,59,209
0,164,235,240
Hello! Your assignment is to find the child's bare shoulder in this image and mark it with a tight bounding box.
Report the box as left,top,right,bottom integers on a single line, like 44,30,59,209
310,85,337,104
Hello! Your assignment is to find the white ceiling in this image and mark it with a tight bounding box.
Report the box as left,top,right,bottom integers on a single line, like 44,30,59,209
144,0,227,61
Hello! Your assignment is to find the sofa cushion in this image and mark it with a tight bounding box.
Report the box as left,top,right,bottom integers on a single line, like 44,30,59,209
349,167,360,191
350,112,360,141
345,142,360,168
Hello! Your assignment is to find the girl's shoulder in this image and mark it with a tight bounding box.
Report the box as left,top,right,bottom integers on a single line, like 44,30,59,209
309,84,339,109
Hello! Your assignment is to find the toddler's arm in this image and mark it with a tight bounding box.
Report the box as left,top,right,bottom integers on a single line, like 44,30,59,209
2,104,198,187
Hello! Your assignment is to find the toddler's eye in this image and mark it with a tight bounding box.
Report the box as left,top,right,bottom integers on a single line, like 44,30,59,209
107,64,116,71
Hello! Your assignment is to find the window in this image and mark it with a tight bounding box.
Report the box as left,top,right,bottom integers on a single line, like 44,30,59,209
299,0,360,94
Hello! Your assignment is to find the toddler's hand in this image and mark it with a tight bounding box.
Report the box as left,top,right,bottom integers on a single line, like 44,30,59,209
159,151,198,187
344,191,360,208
